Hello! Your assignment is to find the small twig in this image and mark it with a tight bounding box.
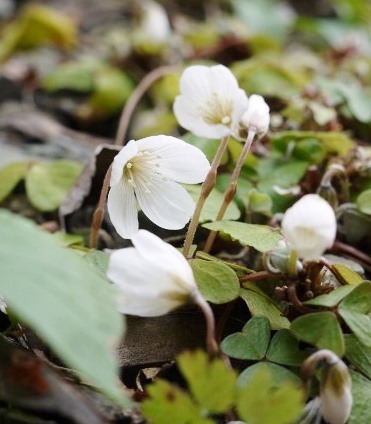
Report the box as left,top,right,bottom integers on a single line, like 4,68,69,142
114,65,178,146
331,240,371,267
287,282,314,314
203,129,256,253
90,164,112,248
240,270,281,284
183,135,230,258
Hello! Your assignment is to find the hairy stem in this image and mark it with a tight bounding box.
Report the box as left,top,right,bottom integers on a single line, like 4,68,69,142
183,135,230,258
115,65,178,146
90,164,112,248
203,129,256,253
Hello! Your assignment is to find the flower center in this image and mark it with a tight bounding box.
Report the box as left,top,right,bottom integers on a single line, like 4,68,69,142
199,92,233,126
123,150,163,193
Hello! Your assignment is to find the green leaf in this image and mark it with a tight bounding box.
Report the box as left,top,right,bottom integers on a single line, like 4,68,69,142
345,334,371,379
182,133,228,165
221,316,271,360
0,211,126,405
334,264,365,285
357,189,371,215
53,232,84,247
271,131,355,157
186,186,240,223
177,350,237,414
349,370,371,424
202,221,283,252
291,312,345,356
89,66,134,115
240,285,290,330
305,285,357,307
84,250,110,280
142,379,212,424
266,329,310,366
43,60,95,92
26,160,83,212
236,366,304,424
338,282,371,347
237,362,302,388
0,162,30,203
191,259,240,304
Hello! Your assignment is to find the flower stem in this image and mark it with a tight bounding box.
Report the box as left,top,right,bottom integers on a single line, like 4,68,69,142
203,129,256,253
193,291,219,359
182,135,230,258
90,164,112,248
115,65,178,146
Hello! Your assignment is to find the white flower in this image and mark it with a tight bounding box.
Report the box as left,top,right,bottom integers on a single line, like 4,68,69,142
173,64,248,139
107,135,210,239
240,94,270,136
281,194,337,260
320,358,353,424
107,230,198,316
138,0,171,43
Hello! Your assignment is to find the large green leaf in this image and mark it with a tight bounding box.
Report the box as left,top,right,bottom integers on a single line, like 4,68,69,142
0,211,126,404
142,379,212,424
26,160,83,212
305,285,356,307
349,370,371,424
236,366,304,424
240,286,290,330
191,259,240,304
237,362,301,388
203,220,283,252
221,316,271,360
338,282,371,347
345,334,371,379
177,350,237,414
357,189,371,215
0,162,30,203
266,329,310,366
291,312,345,356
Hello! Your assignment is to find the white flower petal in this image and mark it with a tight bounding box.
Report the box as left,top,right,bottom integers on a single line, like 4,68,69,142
110,140,138,186
136,176,195,230
107,180,138,239
240,94,270,135
138,135,210,183
281,194,337,260
116,293,181,317
174,64,248,139
132,230,196,286
108,247,173,296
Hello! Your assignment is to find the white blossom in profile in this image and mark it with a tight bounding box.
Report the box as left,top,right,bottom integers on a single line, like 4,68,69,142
107,230,199,316
239,94,270,136
107,135,210,239
173,64,248,139
138,0,171,43
281,194,337,260
320,357,352,424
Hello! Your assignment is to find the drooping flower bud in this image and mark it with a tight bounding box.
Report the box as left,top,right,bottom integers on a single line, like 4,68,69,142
281,194,337,260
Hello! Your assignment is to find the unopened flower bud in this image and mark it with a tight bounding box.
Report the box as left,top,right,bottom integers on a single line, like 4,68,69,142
281,194,337,260
320,357,352,424
240,94,270,136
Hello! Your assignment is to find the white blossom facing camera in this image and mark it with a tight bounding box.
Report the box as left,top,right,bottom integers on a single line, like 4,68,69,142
107,230,198,316
107,135,210,239
240,94,270,136
281,194,337,260
173,64,248,139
